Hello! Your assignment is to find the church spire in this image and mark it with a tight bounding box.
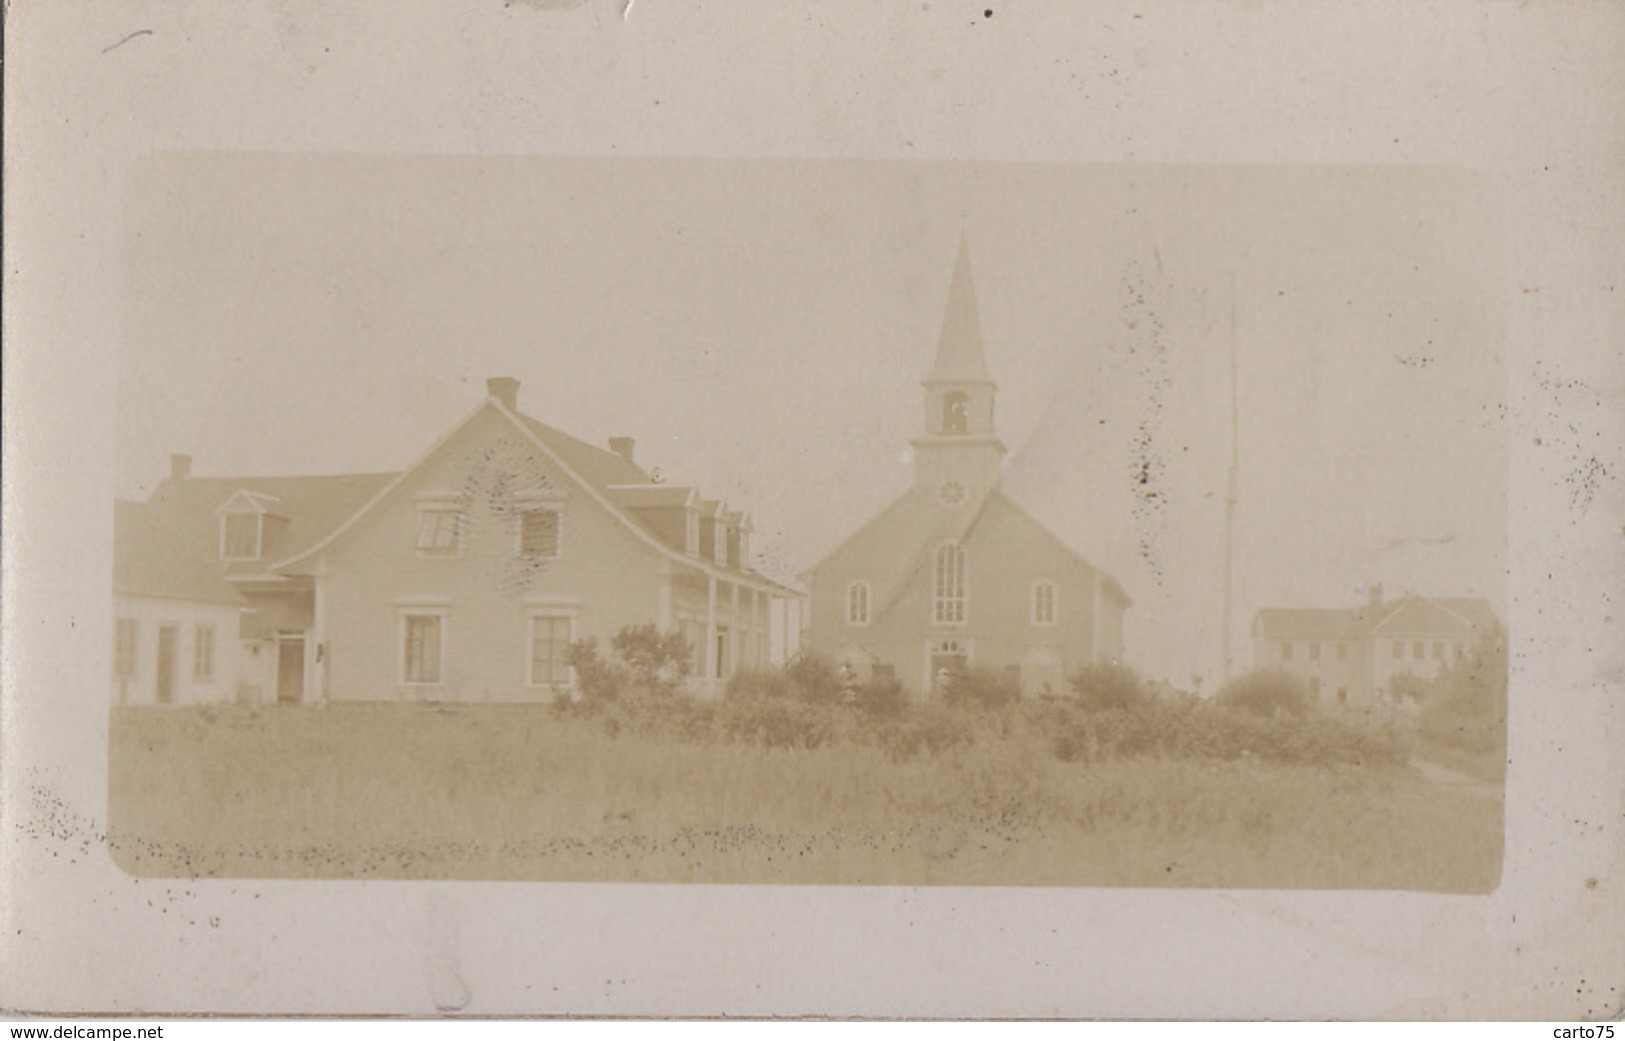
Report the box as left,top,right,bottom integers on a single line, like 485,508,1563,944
925,234,993,385
911,235,1005,499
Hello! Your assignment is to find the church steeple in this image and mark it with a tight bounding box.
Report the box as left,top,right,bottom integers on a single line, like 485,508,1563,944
912,237,1006,501
926,235,993,385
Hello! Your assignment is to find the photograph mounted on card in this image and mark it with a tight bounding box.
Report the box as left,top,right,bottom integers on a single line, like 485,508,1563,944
108,155,1507,891
5,0,1620,1021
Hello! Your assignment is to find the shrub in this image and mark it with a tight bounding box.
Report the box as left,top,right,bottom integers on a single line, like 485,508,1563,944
1067,663,1149,712
1417,625,1507,754
718,696,838,751
565,637,629,706
724,666,791,703
1021,699,1094,762
785,653,843,706
1388,673,1430,706
1217,668,1310,718
1019,693,1404,767
611,624,692,698
868,704,975,762
857,674,907,719
942,666,1020,711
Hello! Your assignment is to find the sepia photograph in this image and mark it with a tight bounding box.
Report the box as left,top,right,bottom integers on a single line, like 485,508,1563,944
108,156,1507,890
6,0,1620,1021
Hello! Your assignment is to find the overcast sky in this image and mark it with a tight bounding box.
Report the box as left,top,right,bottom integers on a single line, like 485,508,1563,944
117,156,1506,689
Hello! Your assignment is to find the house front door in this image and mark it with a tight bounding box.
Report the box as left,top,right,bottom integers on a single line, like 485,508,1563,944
277,636,305,705
155,625,178,704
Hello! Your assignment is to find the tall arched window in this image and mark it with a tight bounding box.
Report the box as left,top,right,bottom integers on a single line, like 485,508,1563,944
942,392,970,434
846,581,870,625
1032,581,1056,625
933,544,966,624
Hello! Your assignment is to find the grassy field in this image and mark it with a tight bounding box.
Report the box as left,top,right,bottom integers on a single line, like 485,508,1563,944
107,704,1503,890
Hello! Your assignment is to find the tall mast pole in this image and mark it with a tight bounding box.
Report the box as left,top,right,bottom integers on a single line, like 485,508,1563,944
1221,271,1239,685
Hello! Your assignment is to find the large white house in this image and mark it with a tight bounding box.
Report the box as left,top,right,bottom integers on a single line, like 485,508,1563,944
1251,585,1499,710
112,379,799,706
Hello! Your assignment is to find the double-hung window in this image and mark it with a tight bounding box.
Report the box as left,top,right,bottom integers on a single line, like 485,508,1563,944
416,504,461,555
193,625,215,680
400,611,446,685
529,616,573,689
847,581,870,626
1032,581,1056,626
518,508,560,560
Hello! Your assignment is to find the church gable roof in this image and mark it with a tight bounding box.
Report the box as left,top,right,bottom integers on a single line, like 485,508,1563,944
809,485,1129,622
980,491,1131,606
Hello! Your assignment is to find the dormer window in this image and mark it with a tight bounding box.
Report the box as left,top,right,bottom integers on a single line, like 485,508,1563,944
685,508,700,556
942,392,970,434
216,489,282,562
713,522,728,565
221,513,261,560
738,531,750,569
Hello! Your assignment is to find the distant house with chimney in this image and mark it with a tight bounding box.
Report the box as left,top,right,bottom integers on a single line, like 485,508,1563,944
1249,585,1499,710
112,377,796,707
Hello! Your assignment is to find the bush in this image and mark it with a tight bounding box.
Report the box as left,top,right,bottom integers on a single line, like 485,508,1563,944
724,666,791,703
942,666,1020,711
1388,672,1430,707
857,674,907,719
565,637,629,706
868,704,975,762
1217,668,1310,719
718,696,839,751
1067,663,1148,712
785,653,843,706
1417,625,1507,754
1021,699,1094,762
1019,694,1404,767
611,624,692,699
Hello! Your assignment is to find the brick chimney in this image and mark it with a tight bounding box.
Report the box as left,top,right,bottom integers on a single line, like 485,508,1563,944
609,437,636,465
486,377,520,410
1367,583,1384,609
170,453,192,480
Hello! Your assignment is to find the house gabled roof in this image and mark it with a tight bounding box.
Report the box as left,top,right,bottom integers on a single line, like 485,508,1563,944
1371,596,1498,636
114,499,245,606
269,395,795,596
606,484,700,511
114,472,398,597
1254,595,1499,642
509,413,651,489
1252,608,1365,641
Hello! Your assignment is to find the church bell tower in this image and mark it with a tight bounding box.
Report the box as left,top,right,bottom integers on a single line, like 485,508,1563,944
911,237,1007,506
